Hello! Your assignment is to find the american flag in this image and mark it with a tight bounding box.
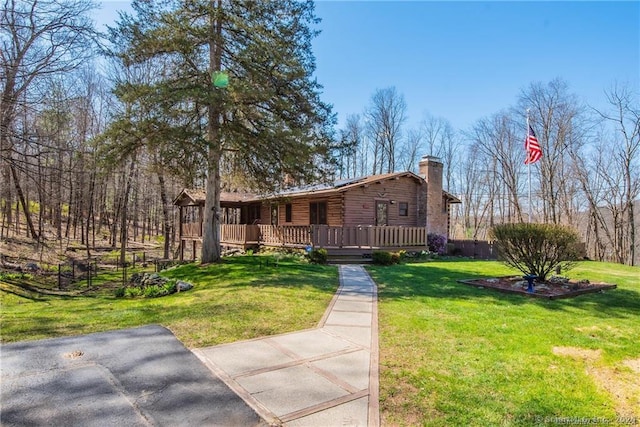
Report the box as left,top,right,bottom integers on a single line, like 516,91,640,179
524,124,542,164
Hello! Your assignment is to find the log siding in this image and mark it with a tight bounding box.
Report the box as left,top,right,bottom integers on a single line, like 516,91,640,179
174,161,460,257
342,176,422,227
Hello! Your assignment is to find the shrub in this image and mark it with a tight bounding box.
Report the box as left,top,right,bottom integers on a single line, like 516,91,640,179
372,251,393,265
391,250,406,264
163,280,177,295
306,248,328,264
114,287,126,298
427,233,447,255
124,287,142,298
490,222,581,281
372,251,406,265
143,285,163,298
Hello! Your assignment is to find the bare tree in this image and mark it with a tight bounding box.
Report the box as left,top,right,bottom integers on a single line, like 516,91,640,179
398,128,422,173
569,133,622,262
335,114,363,179
1,0,97,240
365,87,407,174
518,78,584,225
594,83,640,265
455,143,494,239
468,112,525,223
421,113,448,157
420,113,458,191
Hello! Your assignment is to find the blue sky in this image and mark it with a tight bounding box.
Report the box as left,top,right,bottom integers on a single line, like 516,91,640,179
96,1,639,132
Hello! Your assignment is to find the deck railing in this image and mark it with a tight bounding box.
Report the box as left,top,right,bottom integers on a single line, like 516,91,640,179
220,224,260,245
216,224,427,249
311,225,426,248
258,225,312,247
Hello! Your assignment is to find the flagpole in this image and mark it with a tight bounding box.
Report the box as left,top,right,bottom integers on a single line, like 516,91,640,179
526,109,531,223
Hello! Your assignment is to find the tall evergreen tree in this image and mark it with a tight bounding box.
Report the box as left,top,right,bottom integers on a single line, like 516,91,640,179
106,0,334,263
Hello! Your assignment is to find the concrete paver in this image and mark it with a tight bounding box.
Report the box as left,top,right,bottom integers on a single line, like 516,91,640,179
285,397,369,427
194,264,379,426
325,310,373,327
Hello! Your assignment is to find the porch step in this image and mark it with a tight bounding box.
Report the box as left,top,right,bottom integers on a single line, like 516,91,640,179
327,255,372,265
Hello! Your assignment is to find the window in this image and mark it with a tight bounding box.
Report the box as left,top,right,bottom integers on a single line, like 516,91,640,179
399,202,409,217
247,204,261,224
285,203,292,222
310,202,327,225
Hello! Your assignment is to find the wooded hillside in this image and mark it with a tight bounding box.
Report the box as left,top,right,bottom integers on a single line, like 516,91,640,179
1,1,638,266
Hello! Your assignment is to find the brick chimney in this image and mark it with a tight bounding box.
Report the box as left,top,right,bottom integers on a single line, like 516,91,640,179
418,156,446,236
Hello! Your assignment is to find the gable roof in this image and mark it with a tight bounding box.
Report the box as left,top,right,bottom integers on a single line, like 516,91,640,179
173,189,259,206
268,171,424,199
174,171,461,205
443,191,462,204
173,189,207,206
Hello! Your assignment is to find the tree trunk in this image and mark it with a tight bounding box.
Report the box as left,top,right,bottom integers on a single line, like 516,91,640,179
157,170,172,260
1,148,13,239
201,0,223,263
628,201,635,266
10,163,38,239
86,169,96,259
120,156,137,267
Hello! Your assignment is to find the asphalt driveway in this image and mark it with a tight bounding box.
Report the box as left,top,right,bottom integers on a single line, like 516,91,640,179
0,325,264,426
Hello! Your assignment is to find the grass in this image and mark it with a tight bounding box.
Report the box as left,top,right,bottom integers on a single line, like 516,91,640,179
2,254,638,425
0,255,339,347
368,260,640,426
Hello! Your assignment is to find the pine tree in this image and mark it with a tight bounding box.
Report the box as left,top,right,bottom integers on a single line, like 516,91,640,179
106,0,335,263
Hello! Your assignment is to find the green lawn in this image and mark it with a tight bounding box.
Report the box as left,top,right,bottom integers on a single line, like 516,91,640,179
368,260,640,426
2,255,638,425
0,255,339,347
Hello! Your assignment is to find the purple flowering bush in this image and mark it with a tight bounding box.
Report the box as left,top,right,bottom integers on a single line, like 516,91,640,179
427,233,447,255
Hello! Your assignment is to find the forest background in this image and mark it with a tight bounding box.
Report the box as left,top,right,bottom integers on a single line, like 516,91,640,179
1,0,638,266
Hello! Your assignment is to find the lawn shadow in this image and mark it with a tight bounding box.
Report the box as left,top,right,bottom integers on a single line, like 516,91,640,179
163,256,339,294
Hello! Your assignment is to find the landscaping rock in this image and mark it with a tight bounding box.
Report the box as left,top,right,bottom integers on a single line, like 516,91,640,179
123,273,193,297
130,273,167,287
129,272,144,285
176,281,193,292
25,262,40,272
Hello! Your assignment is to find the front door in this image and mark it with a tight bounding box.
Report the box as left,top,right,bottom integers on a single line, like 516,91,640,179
376,201,388,226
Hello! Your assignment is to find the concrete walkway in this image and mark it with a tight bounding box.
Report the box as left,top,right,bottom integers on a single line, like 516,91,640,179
193,264,380,427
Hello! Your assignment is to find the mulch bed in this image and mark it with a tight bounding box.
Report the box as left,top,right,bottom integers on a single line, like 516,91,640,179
457,276,617,300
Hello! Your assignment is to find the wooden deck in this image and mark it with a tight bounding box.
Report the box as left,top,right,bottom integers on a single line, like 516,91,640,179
182,224,428,252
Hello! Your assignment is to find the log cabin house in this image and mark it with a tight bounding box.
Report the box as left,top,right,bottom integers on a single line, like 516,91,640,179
173,156,460,259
